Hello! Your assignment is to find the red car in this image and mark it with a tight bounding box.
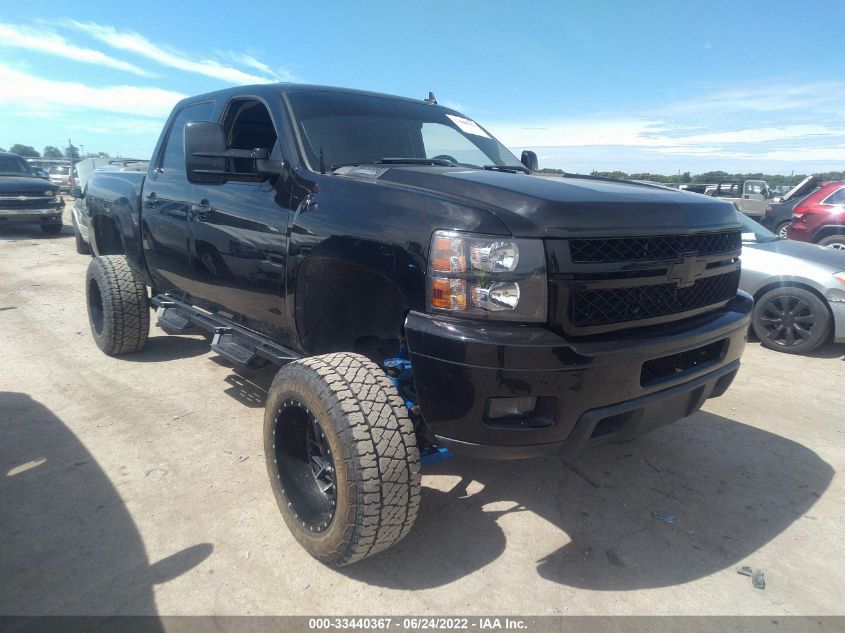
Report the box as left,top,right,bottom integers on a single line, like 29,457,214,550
787,181,845,249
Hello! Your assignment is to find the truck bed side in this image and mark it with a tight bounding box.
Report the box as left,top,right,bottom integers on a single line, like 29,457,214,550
85,171,151,286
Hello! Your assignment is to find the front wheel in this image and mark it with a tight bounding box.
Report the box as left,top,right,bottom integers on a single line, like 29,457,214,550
264,352,421,566
751,286,831,354
775,222,791,240
818,235,845,250
85,255,150,355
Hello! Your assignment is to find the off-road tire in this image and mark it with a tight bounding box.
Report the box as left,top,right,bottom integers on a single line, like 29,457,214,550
818,235,845,250
41,223,63,235
752,286,831,354
85,255,150,355
264,352,421,566
73,215,91,254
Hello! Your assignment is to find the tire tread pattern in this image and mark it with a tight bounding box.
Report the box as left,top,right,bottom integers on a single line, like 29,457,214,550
269,352,421,565
86,255,149,355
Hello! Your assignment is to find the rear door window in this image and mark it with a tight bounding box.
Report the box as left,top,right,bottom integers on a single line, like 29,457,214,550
822,188,845,205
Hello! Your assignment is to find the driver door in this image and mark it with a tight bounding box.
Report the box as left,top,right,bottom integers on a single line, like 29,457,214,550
186,98,296,342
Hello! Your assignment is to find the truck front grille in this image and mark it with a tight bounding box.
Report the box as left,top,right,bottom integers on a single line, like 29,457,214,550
0,196,52,209
569,231,741,263
571,269,740,328
548,229,742,335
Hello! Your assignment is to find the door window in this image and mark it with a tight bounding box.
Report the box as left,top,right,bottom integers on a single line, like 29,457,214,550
822,188,845,205
159,101,214,176
223,99,279,173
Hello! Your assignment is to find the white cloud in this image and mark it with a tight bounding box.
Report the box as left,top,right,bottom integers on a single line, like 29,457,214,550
0,62,185,118
69,21,283,85
68,119,166,135
490,79,845,172
218,50,296,81
0,22,154,77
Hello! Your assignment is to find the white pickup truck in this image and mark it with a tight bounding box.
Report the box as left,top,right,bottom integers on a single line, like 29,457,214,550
704,179,772,219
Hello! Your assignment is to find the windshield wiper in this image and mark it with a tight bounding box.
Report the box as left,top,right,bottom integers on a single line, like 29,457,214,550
483,164,529,174
329,157,455,173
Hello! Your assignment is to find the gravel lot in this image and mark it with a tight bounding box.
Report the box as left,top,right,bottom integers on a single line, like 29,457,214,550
1,204,844,616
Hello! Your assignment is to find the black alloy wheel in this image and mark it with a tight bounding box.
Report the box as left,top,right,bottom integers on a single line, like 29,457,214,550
751,286,831,354
272,399,337,533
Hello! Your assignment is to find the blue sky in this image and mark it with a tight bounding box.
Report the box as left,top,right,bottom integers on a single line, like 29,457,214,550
0,0,843,174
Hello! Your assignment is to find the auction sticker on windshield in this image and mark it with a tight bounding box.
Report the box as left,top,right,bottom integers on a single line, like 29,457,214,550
446,114,491,138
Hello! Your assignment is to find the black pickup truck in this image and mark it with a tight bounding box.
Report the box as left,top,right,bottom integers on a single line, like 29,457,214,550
82,84,752,565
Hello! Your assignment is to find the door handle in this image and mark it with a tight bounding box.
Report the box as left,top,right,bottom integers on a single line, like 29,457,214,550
145,193,159,207
191,201,213,222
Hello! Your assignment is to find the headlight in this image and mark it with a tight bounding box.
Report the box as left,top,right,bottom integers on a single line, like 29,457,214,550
428,230,547,321
43,190,54,196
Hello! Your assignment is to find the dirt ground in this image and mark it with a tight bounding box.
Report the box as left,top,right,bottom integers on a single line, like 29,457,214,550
1,204,844,617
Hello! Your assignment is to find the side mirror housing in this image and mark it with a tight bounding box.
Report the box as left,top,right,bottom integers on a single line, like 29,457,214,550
520,150,538,172
185,120,282,183
69,186,83,199
185,121,228,184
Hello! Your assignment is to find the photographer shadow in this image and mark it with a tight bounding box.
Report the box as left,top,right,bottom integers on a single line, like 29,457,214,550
0,392,212,617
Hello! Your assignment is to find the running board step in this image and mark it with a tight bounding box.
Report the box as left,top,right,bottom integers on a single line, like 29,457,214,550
211,330,260,366
151,294,300,367
156,305,196,335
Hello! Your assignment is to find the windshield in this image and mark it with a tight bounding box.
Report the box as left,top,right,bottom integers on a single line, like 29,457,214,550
737,212,778,243
0,155,34,177
286,91,523,171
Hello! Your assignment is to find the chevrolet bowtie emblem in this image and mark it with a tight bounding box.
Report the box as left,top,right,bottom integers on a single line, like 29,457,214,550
667,254,707,288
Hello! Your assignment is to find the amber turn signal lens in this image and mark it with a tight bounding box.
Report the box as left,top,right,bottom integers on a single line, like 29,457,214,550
431,236,454,272
431,277,466,310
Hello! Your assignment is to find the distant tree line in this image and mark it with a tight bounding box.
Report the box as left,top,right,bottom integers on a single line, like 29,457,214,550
1,143,110,160
538,168,845,187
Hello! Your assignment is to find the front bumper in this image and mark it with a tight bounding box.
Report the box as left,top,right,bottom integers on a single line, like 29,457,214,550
0,207,63,226
406,292,752,459
830,299,845,343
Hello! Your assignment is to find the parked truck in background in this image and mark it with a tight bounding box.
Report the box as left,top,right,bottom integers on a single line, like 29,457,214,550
80,83,751,565
705,179,772,218
0,151,64,234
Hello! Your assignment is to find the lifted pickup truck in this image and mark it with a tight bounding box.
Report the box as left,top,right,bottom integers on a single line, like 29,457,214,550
82,84,751,565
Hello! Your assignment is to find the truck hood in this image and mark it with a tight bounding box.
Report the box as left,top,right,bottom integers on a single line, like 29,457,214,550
359,167,740,237
0,176,59,194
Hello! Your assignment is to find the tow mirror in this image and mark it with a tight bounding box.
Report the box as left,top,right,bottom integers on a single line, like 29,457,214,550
185,120,282,183
520,150,538,172
70,186,83,199
185,121,228,184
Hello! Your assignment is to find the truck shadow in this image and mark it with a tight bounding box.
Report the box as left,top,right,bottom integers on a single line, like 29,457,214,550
343,411,833,591
0,225,73,241
0,392,212,616
119,334,211,363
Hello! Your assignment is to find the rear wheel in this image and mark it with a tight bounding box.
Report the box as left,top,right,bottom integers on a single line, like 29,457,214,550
264,352,421,566
818,235,845,250
775,222,790,239
85,255,150,355
752,286,831,354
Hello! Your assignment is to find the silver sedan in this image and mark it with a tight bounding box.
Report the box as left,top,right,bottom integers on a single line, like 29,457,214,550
739,213,845,354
